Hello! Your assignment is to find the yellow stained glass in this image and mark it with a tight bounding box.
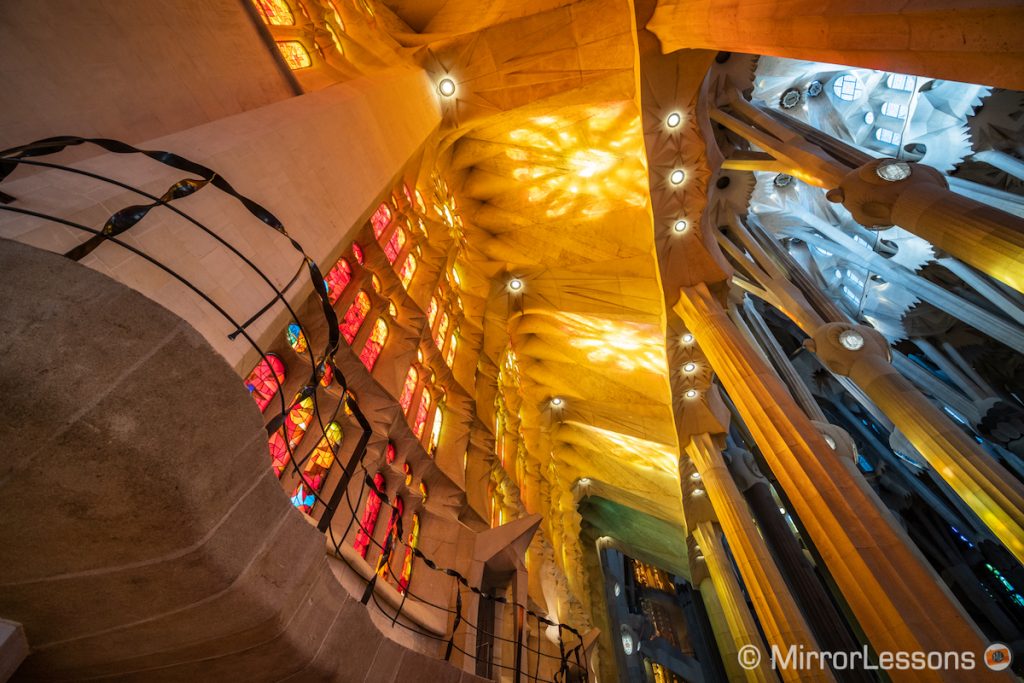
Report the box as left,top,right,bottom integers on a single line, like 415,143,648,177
277,41,311,70
253,0,294,25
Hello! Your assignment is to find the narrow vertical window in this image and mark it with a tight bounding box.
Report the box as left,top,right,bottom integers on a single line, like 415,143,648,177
292,422,343,513
383,226,407,264
426,297,439,329
244,354,286,413
398,514,420,594
286,322,308,354
340,291,371,343
413,391,432,438
371,203,393,239
359,318,388,370
428,406,443,454
399,253,417,288
324,258,352,304
276,41,311,69
253,0,294,25
352,242,365,265
434,312,450,349
353,473,386,558
445,332,458,367
399,367,418,413
376,497,405,581
385,441,397,464
268,393,315,477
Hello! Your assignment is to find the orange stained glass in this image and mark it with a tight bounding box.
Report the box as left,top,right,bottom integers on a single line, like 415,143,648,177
399,366,418,413
340,291,371,343
426,297,439,329
286,322,307,354
434,311,450,348
253,0,294,25
353,472,385,558
276,41,311,69
359,318,388,370
371,202,392,239
445,332,458,366
371,274,381,294
414,188,426,214
398,513,420,594
428,406,443,453
402,183,414,207
316,357,334,388
403,462,413,486
376,496,405,581
291,422,343,513
268,393,315,477
383,226,406,264
325,258,352,304
244,353,286,413
399,253,417,288
412,390,431,438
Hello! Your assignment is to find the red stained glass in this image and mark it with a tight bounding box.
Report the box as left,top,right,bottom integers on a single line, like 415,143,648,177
316,357,334,387
268,393,315,477
340,291,370,344
412,391,431,438
398,366,418,413
403,183,414,207
359,317,388,371
354,472,386,558
244,353,286,413
399,253,417,288
398,513,420,594
376,496,405,581
434,311,450,349
385,441,397,464
352,242,364,265
324,258,352,305
371,203,393,239
383,226,406,264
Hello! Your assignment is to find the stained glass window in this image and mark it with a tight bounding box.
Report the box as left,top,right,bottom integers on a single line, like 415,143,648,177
253,0,294,25
371,203,393,238
325,258,352,304
268,393,315,477
414,189,426,214
354,472,386,558
399,367,418,413
418,481,428,502
244,353,286,413
352,242,364,265
434,312,450,349
832,74,862,101
399,253,417,288
316,357,334,388
403,461,413,486
292,422,343,513
277,41,311,69
428,406,443,454
359,318,388,370
413,391,431,438
383,227,407,264
398,513,420,594
402,183,414,207
291,482,315,512
340,291,371,343
445,332,458,366
286,322,308,354
371,274,382,294
376,496,404,581
426,297,439,329
385,441,397,464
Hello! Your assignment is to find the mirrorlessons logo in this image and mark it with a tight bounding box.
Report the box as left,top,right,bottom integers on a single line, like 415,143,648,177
736,643,1014,672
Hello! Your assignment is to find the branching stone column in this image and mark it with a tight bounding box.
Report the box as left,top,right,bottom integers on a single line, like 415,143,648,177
806,322,1024,564
687,433,831,683
675,282,1009,682
828,160,1024,293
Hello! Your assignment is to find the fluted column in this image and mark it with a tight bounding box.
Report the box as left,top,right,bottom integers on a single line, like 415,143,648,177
691,522,778,683
647,0,1024,90
675,281,1008,683
687,433,831,683
696,575,749,682
807,322,1024,564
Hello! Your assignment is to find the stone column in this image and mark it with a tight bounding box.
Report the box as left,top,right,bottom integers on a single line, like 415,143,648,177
690,523,778,683
829,160,1024,294
695,573,749,682
687,434,832,683
646,0,1024,90
675,281,1009,682
807,322,1024,565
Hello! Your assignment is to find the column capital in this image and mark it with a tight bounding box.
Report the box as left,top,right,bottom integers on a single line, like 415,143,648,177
826,159,948,229
804,322,890,376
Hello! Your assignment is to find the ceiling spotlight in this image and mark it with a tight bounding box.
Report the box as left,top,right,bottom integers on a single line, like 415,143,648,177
689,471,701,481
682,362,697,373
695,553,705,562
779,507,787,515
673,219,687,233
551,397,564,407
684,389,698,399
437,78,456,97
669,169,686,185
823,434,837,450
692,487,705,497
681,333,694,344
666,112,682,128
508,278,524,292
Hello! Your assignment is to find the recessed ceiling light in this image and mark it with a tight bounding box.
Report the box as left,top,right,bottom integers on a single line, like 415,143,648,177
670,169,685,185
684,389,698,399
673,219,687,233
681,333,694,344
682,362,697,373
690,472,701,481
692,487,705,496
508,278,523,292
551,397,564,407
666,112,681,128
438,78,456,97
